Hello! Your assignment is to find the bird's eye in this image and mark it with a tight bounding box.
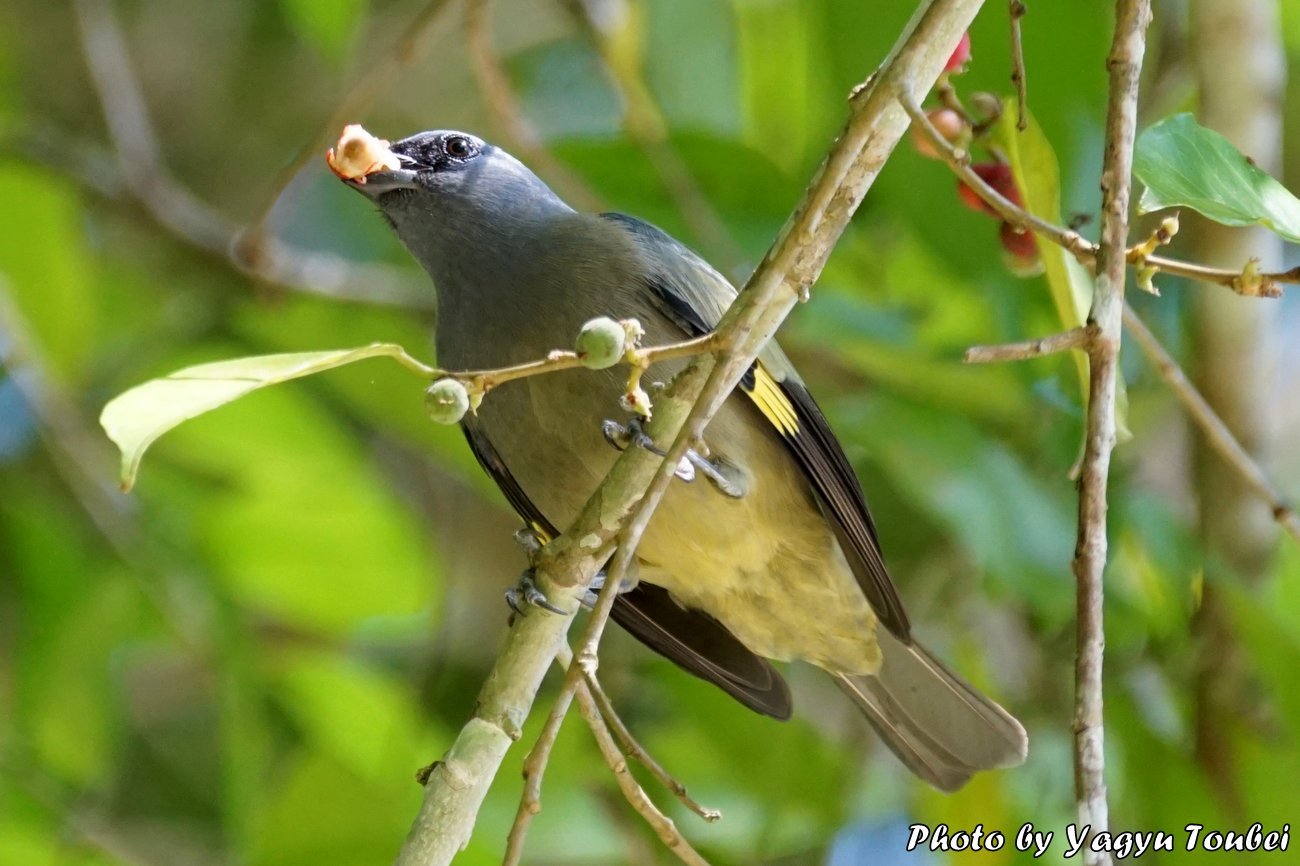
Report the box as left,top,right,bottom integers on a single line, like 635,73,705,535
444,136,475,159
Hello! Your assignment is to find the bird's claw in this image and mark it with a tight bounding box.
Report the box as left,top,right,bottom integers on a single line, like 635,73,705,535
602,417,665,456
602,418,745,497
505,569,569,617
512,525,547,562
578,569,639,608
684,451,746,498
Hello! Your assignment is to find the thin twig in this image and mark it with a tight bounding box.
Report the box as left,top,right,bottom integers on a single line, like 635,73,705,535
1071,3,1151,863
438,332,719,396
900,92,1297,298
573,672,713,866
463,0,607,212
393,2,984,863
244,0,457,238
70,0,428,308
578,666,720,822
503,705,561,862
1009,1,1029,131
505,640,718,866
964,325,1090,363
1122,305,1300,541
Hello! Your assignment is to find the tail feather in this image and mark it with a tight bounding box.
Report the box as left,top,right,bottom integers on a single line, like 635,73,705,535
834,630,1027,792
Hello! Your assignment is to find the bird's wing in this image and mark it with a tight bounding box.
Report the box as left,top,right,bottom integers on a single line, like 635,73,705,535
461,417,793,718
603,212,911,640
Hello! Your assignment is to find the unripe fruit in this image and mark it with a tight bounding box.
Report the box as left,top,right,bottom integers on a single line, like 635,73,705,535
911,108,966,159
957,162,1021,215
576,317,627,369
944,31,971,73
425,378,470,425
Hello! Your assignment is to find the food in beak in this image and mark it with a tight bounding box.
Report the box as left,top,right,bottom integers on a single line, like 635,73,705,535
326,124,402,181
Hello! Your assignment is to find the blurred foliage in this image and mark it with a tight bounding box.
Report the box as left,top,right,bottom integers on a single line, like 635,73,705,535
2,1,1299,864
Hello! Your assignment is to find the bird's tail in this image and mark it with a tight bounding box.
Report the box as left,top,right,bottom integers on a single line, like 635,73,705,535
834,629,1027,792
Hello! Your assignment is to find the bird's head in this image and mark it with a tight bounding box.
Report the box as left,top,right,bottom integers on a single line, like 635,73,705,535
342,130,571,255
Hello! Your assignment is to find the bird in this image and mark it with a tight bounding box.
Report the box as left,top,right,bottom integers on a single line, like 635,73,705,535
339,128,1028,791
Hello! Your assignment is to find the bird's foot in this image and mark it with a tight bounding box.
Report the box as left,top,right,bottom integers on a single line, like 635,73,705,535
505,569,569,617
603,417,742,493
602,416,664,456
512,525,548,562
682,450,746,498
579,569,639,608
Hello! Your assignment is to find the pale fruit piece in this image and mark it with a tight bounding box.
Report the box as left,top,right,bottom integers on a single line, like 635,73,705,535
326,124,401,180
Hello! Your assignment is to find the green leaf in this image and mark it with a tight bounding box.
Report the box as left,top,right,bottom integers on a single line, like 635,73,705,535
989,100,1091,333
100,344,432,491
990,97,1131,441
277,0,367,63
1135,113,1300,242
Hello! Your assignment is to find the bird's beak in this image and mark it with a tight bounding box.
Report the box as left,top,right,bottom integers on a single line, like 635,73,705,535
344,168,421,197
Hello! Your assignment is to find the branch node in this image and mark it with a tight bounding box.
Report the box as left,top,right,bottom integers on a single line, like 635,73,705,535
416,761,441,786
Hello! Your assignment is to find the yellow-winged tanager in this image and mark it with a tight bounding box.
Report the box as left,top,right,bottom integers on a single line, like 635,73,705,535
341,130,1027,791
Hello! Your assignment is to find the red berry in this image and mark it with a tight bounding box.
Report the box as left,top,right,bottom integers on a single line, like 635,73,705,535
1000,222,1042,276
999,221,1037,259
957,162,1021,215
911,108,966,159
944,31,971,73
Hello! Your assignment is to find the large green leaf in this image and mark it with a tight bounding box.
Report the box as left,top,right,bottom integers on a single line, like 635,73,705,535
1134,113,1300,242
100,344,431,490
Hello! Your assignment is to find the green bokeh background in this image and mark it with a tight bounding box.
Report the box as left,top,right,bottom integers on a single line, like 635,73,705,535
2,1,1299,864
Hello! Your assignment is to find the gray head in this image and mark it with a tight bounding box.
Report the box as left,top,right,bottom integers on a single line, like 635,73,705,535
344,130,574,286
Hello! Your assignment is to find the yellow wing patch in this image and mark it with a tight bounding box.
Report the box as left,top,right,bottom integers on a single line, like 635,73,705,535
743,363,800,437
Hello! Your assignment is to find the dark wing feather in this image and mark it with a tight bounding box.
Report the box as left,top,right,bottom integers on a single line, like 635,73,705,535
759,374,911,639
602,211,912,640
460,418,792,718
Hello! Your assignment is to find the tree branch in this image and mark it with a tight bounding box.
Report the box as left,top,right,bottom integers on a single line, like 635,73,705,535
964,325,1091,363
1071,3,1151,862
508,647,715,865
391,1,986,862
432,331,719,399
577,665,720,822
900,91,1297,298
571,670,713,866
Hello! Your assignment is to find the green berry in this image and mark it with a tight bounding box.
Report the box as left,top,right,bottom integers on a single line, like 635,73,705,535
575,317,627,369
425,378,470,425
